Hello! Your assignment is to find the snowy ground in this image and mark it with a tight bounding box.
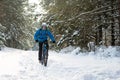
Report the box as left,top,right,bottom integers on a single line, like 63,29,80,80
0,47,120,80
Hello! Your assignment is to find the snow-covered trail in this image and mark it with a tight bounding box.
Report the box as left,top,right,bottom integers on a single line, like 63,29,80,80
0,47,120,80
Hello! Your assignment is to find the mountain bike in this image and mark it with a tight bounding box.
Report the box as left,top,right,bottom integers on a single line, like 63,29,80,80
41,42,48,66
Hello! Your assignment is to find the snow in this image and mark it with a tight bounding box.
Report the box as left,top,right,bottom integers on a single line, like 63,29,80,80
25,0,46,16
0,47,120,80
28,0,39,4
72,31,79,36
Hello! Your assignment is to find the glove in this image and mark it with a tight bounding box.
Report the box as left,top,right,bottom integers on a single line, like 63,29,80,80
52,41,56,43
35,40,38,42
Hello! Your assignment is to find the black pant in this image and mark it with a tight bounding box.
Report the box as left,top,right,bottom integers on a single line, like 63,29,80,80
38,41,49,61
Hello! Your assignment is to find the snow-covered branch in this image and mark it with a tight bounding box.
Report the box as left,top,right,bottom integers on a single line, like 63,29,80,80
68,7,120,21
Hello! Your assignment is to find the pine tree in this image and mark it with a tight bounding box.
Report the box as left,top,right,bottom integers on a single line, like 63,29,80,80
41,0,119,50
0,0,35,49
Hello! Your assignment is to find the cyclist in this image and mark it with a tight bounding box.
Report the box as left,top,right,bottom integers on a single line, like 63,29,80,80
34,22,56,63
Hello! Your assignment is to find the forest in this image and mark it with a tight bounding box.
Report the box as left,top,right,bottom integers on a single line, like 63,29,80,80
0,0,120,51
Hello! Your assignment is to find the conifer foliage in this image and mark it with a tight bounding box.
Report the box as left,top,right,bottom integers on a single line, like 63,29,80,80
41,0,120,49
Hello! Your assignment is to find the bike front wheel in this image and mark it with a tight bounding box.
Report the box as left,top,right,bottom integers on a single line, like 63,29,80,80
43,54,48,66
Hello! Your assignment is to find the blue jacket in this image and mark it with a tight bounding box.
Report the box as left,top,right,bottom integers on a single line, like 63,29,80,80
34,29,55,42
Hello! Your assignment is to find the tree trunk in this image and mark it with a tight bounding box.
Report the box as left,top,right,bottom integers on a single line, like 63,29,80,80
95,30,99,45
98,25,102,45
119,0,120,46
111,0,115,46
